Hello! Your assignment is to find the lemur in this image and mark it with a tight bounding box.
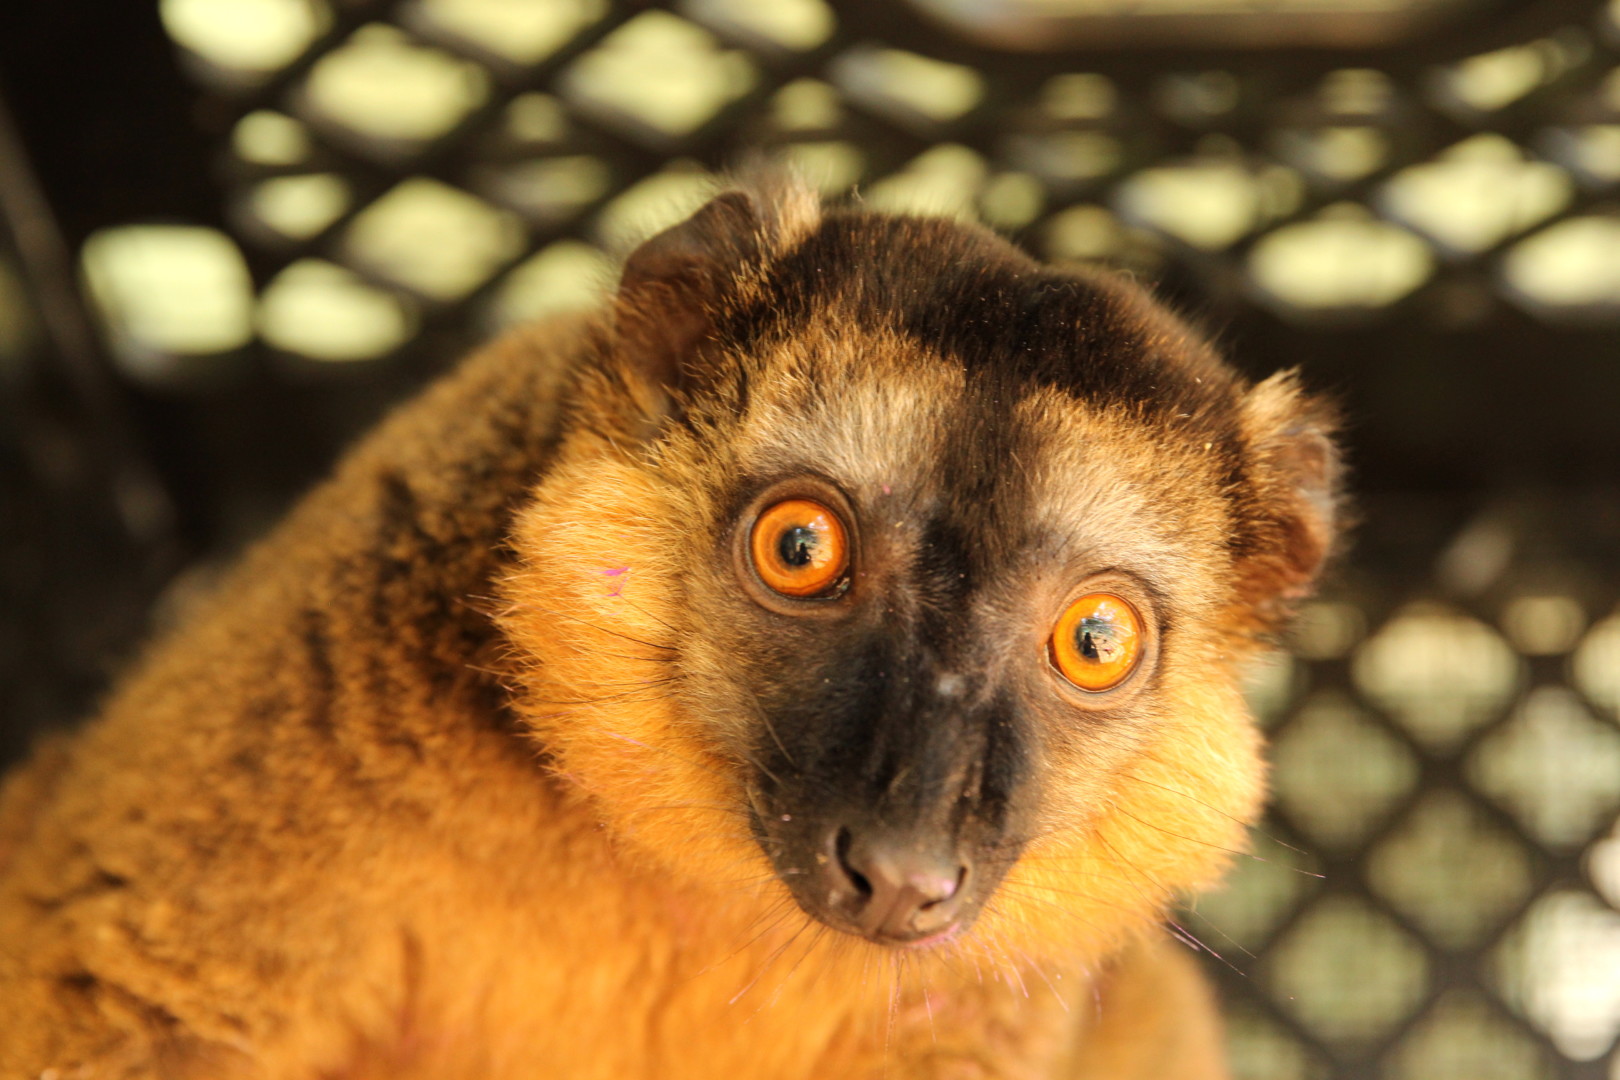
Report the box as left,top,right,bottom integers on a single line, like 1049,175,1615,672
0,175,1339,1079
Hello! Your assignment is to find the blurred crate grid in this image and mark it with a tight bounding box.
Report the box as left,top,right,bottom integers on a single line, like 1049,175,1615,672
90,0,1620,384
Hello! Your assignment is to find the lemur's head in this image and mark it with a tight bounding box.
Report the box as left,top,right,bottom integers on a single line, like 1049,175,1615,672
498,178,1338,960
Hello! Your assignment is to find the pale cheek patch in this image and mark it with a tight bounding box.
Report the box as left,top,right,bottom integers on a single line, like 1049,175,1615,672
497,448,767,887
983,637,1266,959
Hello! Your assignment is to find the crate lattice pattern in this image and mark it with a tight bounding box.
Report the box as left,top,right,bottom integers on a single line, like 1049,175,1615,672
1190,495,1620,1079
96,0,1620,376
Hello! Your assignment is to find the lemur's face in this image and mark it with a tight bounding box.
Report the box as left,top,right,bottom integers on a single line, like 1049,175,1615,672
678,333,1242,951
499,192,1336,959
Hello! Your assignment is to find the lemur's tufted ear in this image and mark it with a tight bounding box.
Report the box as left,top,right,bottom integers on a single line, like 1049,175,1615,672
616,191,757,398
613,177,819,409
1233,370,1344,625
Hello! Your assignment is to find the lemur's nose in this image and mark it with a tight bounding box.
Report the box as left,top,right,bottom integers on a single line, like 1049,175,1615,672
825,827,967,944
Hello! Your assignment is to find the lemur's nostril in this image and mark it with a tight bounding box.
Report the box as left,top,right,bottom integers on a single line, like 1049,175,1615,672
834,826,873,898
918,864,967,911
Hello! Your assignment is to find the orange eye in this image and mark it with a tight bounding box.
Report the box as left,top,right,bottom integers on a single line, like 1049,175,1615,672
1050,593,1144,692
749,499,850,598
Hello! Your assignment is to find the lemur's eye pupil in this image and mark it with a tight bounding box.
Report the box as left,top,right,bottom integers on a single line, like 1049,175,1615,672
1051,594,1144,692
1078,629,1098,661
780,528,816,567
750,499,850,599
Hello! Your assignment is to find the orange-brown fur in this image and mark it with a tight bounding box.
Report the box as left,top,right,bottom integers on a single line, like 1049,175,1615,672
0,181,1335,1078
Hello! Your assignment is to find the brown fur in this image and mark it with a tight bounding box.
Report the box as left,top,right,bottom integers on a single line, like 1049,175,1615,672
0,179,1338,1078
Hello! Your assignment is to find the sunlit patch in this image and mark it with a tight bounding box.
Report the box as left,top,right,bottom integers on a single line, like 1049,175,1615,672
161,0,329,79
258,258,415,361
561,12,757,143
80,225,255,374
302,24,489,147
1495,890,1620,1060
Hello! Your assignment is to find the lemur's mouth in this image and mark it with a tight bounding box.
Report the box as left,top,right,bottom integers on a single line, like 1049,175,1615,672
898,923,967,950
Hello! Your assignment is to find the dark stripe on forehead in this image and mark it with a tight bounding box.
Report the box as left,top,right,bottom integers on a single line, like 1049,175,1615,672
925,366,1038,593
726,211,1244,432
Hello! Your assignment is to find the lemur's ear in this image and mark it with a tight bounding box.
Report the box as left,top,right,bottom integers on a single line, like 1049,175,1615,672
616,191,757,397
614,177,819,407
1234,371,1343,622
